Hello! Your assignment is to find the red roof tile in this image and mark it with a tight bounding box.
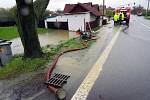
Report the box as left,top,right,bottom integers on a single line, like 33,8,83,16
93,4,99,11
64,4,76,13
63,3,101,17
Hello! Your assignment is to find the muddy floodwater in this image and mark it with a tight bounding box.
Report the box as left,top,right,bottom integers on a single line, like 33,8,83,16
10,30,77,55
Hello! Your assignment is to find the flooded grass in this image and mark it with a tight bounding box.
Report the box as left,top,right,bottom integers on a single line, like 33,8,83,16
11,29,72,55
0,26,48,40
0,38,93,79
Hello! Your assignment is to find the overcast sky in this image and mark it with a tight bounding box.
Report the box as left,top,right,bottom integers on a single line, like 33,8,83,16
0,0,148,11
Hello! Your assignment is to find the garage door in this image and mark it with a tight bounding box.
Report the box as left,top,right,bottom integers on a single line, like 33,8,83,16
47,22,68,30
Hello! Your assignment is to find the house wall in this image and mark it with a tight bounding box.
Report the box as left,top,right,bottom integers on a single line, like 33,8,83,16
45,12,90,31
68,13,90,31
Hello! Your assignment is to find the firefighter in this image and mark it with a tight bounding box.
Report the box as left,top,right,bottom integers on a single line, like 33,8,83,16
118,12,121,24
126,12,130,26
113,13,118,25
120,12,125,24
117,13,120,25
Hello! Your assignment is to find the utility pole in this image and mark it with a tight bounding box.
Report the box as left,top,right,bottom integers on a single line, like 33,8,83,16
133,2,136,14
102,0,105,19
146,0,150,16
101,0,105,25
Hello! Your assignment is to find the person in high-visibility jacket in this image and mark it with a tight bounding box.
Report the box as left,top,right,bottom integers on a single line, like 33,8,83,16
121,12,125,21
113,13,118,25
119,12,125,24
117,13,120,24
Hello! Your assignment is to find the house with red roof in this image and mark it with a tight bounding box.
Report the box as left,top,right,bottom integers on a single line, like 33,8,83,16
45,2,102,31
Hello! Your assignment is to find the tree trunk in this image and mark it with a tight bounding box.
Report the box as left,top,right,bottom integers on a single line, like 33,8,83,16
16,0,42,58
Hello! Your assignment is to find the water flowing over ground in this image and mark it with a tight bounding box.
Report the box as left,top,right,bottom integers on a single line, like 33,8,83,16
10,30,77,55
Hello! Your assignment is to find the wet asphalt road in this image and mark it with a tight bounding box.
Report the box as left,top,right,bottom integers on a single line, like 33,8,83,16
17,15,150,100
87,15,150,100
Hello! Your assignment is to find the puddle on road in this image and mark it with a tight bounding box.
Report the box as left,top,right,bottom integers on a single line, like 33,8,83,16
54,55,82,75
57,57,79,67
10,30,77,55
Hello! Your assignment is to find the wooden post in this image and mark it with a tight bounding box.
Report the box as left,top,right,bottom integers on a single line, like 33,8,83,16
67,19,69,30
84,18,86,31
45,20,48,29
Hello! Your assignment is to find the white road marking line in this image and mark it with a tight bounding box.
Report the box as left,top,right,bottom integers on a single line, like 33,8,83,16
140,22,150,30
134,19,150,30
71,27,122,100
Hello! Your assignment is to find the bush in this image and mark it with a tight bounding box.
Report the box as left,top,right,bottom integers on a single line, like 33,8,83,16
106,10,114,17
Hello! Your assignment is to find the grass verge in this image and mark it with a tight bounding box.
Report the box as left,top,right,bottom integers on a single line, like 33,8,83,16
0,38,95,79
0,26,48,40
92,26,100,32
145,16,150,20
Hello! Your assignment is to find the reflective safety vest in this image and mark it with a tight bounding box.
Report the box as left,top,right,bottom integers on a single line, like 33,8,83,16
114,14,118,21
121,13,125,20
117,14,120,21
